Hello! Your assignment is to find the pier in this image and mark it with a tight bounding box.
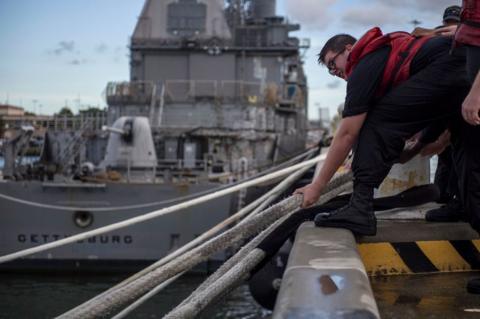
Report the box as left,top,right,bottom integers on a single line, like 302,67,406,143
272,211,480,318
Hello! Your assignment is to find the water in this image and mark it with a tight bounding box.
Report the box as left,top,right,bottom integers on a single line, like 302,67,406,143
0,273,270,319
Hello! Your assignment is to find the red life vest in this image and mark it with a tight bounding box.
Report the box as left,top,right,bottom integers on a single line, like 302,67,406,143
455,0,480,47
345,27,431,97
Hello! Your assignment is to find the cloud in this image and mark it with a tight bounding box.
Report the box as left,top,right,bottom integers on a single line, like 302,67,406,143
332,0,461,30
326,81,341,89
341,4,400,28
50,41,75,55
95,43,108,54
68,58,88,65
284,0,338,29
380,0,460,11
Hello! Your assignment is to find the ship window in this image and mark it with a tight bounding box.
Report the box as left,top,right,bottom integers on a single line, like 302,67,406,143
167,0,206,36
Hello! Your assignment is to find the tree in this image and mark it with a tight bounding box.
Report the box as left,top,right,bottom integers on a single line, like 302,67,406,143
56,107,74,117
79,106,105,116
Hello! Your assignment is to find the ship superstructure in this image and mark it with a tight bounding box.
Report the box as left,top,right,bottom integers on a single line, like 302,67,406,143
0,0,310,271
105,0,309,182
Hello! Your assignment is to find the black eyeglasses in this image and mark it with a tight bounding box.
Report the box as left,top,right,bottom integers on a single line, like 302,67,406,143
326,49,345,75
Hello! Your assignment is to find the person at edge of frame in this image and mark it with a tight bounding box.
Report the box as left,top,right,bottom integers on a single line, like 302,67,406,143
292,27,470,238
408,5,465,223
415,0,480,294
395,0,480,294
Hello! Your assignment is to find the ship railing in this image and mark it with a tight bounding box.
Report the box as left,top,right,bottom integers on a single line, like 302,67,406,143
164,80,265,103
164,80,218,102
106,81,155,105
220,80,263,103
44,115,107,132
156,159,209,172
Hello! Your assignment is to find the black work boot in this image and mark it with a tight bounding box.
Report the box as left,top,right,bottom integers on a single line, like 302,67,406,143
425,198,463,222
314,184,376,236
467,278,480,294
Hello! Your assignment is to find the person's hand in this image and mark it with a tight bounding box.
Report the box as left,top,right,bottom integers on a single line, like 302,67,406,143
420,130,451,156
397,138,424,164
294,182,324,208
462,89,480,125
434,25,458,37
420,140,448,156
411,27,435,37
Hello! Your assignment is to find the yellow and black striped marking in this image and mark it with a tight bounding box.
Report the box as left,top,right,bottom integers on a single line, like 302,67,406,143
357,239,480,276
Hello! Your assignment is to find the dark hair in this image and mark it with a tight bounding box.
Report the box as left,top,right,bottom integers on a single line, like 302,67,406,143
317,34,357,65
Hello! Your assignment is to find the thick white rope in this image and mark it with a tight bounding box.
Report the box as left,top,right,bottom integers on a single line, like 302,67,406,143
164,249,267,319
65,161,319,317
55,195,302,319
56,172,352,319
111,271,185,319
174,213,293,312
0,153,326,265
166,181,354,318
177,181,354,311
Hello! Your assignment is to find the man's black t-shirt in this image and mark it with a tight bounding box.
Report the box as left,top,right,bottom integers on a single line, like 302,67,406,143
343,36,453,118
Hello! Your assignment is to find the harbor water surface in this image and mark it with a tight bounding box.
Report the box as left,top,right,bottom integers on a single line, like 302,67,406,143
0,273,270,318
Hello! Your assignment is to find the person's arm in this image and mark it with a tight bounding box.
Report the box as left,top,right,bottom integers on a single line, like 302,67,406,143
463,71,480,125
420,130,450,156
434,25,458,37
397,123,450,164
294,113,366,208
411,27,436,37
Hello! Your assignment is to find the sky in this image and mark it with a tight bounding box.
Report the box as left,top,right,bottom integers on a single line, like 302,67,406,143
0,0,461,119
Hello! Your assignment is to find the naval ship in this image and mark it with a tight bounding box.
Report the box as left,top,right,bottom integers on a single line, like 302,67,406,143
0,0,310,272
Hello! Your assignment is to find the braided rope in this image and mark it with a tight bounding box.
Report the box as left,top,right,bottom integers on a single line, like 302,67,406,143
164,249,266,319
56,196,300,319
83,164,316,319
166,180,353,318
57,172,352,319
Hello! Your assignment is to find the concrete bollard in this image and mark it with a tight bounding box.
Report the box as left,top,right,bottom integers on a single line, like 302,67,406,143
272,222,379,319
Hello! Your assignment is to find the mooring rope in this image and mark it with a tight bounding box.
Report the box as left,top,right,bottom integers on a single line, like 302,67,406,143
165,249,267,319
111,271,186,319
166,181,354,319
63,160,320,318
172,214,292,314
0,153,327,265
56,195,301,319
55,171,352,319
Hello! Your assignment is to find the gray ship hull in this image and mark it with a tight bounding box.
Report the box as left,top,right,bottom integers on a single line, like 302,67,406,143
0,180,232,272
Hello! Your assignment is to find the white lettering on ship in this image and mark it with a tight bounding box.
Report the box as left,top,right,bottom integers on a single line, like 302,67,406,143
17,234,133,244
